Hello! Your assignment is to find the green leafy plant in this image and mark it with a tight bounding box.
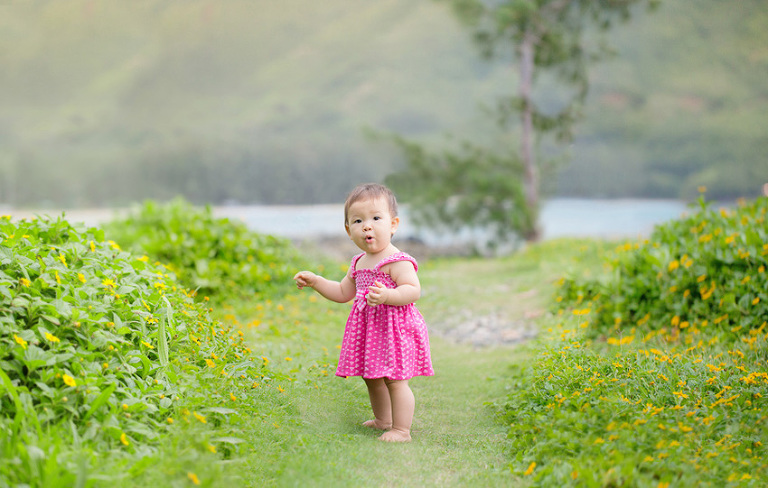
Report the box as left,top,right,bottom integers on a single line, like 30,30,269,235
497,195,768,485
555,193,768,339
0,215,286,485
103,198,306,302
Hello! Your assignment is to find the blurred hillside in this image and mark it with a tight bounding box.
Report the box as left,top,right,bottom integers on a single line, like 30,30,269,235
1,0,766,208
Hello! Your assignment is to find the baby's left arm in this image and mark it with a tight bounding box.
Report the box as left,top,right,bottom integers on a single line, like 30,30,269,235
366,261,421,307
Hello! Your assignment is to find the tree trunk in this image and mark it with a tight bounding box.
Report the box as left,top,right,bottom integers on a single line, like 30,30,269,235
519,30,539,240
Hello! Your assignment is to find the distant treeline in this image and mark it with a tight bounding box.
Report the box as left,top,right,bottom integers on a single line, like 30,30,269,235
1,0,766,208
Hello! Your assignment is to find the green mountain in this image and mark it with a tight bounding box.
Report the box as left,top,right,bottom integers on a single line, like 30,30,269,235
0,0,765,207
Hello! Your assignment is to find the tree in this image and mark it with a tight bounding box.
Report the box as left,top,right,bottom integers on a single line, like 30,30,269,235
387,0,659,242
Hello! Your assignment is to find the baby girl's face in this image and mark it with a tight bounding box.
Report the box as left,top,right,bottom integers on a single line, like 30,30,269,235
345,196,399,254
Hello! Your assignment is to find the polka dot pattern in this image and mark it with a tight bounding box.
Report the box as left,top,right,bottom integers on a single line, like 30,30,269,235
336,252,434,380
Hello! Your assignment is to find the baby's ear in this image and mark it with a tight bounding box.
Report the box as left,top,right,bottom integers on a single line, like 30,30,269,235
390,216,400,235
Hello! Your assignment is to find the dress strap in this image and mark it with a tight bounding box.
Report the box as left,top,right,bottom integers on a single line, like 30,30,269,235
350,253,365,277
374,252,418,272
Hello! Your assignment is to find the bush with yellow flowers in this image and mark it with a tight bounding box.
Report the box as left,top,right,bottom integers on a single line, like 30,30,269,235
556,194,768,340
0,215,286,486
500,195,768,486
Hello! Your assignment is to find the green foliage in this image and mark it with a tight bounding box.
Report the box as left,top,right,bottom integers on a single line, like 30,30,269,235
555,194,768,339
385,137,535,244
496,198,768,484
500,335,768,485
103,198,306,302
0,214,287,485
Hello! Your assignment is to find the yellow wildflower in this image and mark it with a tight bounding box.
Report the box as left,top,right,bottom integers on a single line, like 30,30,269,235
63,374,77,387
523,462,536,476
13,334,27,349
187,472,200,486
45,332,60,343
120,432,129,446
193,411,207,424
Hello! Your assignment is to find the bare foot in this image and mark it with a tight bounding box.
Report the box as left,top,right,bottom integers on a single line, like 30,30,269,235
362,419,392,430
378,429,411,442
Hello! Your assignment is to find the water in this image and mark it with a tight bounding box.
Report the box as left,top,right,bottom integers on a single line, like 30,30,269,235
213,198,688,243
8,199,689,245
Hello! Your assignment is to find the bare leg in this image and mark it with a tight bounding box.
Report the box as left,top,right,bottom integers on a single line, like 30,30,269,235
363,378,392,430
379,379,414,442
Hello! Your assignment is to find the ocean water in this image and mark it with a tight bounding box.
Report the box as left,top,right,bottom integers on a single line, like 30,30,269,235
213,198,689,244
8,198,689,245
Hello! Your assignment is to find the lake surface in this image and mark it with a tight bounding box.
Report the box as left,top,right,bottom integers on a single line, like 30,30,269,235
212,198,688,243
8,198,690,245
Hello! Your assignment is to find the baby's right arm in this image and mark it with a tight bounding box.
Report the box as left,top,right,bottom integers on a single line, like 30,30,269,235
293,270,356,304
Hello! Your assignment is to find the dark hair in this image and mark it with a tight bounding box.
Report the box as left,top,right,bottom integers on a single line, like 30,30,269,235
343,183,398,226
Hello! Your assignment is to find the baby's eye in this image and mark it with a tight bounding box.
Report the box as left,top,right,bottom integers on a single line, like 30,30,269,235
353,219,362,224
373,216,381,221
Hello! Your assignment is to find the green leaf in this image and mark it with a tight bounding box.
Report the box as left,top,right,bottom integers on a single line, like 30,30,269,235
82,383,117,421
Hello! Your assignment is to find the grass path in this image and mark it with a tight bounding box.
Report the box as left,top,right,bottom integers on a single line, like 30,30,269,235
244,240,603,486
258,338,525,487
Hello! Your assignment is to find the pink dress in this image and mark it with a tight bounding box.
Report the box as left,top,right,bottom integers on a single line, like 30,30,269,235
336,252,434,380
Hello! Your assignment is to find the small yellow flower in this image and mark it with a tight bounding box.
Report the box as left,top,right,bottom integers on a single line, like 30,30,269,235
205,359,215,368
13,334,27,349
167,417,174,424
137,255,149,262
752,297,760,306
120,432,129,446
523,462,536,476
63,374,77,387
230,392,237,402
55,271,61,284
45,332,60,343
193,411,207,424
206,443,216,453
20,277,31,287
187,472,200,485
102,278,116,288
77,273,86,283
58,253,67,267
108,240,120,250
141,341,154,349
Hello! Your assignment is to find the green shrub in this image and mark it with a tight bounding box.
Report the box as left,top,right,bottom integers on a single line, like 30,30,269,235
0,215,281,485
103,198,306,302
499,195,768,485
555,194,768,339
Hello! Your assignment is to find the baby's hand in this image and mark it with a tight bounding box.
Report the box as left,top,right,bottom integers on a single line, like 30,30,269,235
366,281,389,306
293,271,317,290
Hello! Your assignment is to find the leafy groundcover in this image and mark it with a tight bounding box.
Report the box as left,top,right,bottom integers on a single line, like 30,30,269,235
0,214,290,486
501,195,768,486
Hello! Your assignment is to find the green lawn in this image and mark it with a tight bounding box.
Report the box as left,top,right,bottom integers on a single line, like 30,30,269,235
231,239,603,487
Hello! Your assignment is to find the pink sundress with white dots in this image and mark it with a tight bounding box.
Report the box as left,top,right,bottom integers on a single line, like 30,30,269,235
336,252,434,380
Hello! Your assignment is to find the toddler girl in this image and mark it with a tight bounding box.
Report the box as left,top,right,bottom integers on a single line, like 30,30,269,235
293,183,434,442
